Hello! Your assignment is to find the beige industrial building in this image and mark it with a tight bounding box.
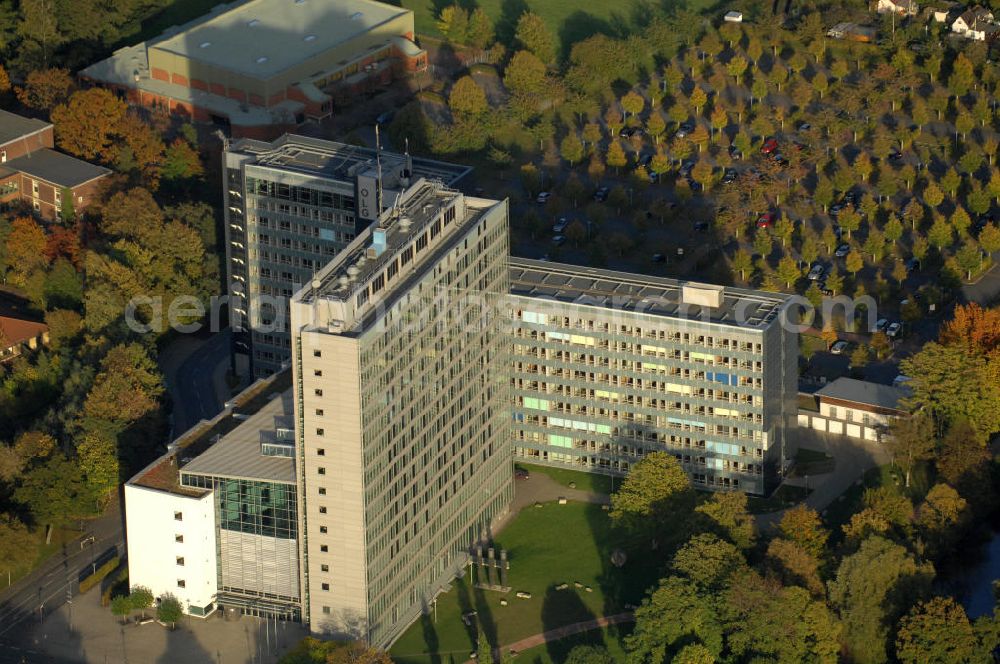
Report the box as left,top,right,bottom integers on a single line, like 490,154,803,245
82,0,427,137
290,180,512,645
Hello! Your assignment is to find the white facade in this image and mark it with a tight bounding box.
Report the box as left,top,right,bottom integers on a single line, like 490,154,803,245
124,483,218,615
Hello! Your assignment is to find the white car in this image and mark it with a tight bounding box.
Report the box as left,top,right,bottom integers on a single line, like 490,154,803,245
552,218,569,233
830,340,849,354
807,264,825,281
536,192,551,204
835,243,850,258
886,322,902,338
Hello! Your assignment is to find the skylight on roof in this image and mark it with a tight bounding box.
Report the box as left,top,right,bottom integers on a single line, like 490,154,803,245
304,34,317,42
247,19,260,27
256,56,269,64
199,41,211,48
350,11,363,19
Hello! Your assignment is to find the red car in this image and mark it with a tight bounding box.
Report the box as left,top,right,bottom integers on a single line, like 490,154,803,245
756,212,776,228
761,137,779,154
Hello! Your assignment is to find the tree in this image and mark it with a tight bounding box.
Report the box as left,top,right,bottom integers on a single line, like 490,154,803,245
845,249,864,277
503,50,547,96
916,483,970,560
838,208,861,239
947,52,975,96
5,216,48,285
626,576,723,661
778,505,828,558
606,141,627,173
449,76,487,117
77,428,119,501
621,90,644,117
980,224,1000,254
923,181,945,208
690,87,708,115
610,451,690,531
161,139,204,181
694,492,755,550
956,240,982,279
51,88,127,162
766,538,824,596
560,133,585,166
864,229,886,263
0,64,9,93
437,5,469,43
83,343,163,425
940,303,1000,352
0,515,36,577
826,268,844,295
130,586,154,618
777,255,801,288
646,113,666,145
15,68,73,112
853,153,873,182
157,594,183,629
111,595,132,624
940,167,961,198
928,217,954,250
731,249,752,281
727,55,748,85
564,645,614,664
884,216,904,245
895,597,981,664
672,533,745,590
753,229,772,260
829,536,933,664
466,8,494,50
17,0,62,62
515,12,556,64
15,453,94,529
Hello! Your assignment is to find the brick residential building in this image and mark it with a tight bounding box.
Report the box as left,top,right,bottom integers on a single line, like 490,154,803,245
0,109,111,220
81,0,428,138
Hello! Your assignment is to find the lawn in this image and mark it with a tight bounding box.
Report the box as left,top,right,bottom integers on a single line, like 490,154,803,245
747,484,811,514
516,463,616,495
513,625,632,664
5,526,84,589
390,501,660,664
398,0,714,54
822,464,905,538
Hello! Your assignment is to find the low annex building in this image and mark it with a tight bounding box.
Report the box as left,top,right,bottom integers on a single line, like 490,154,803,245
0,110,110,220
798,377,911,441
81,0,427,138
0,314,49,362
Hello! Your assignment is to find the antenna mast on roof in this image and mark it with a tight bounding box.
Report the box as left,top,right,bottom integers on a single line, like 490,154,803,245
375,124,384,219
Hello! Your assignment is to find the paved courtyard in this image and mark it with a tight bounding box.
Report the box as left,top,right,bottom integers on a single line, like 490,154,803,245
0,586,306,664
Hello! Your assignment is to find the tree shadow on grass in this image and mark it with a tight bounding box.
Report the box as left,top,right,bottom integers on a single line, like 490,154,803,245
541,586,599,663
496,0,529,47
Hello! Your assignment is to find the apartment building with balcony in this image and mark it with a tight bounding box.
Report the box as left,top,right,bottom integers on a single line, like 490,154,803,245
222,134,468,378
508,259,797,495
289,180,511,646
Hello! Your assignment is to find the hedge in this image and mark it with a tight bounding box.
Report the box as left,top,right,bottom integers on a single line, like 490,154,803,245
79,556,119,595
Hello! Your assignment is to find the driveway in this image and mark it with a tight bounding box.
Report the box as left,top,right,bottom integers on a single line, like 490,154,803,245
159,330,234,439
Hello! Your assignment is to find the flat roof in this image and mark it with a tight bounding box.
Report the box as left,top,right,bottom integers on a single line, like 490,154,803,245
231,134,471,184
149,0,410,79
181,389,295,483
5,149,110,188
0,110,50,146
508,258,789,329
815,377,911,411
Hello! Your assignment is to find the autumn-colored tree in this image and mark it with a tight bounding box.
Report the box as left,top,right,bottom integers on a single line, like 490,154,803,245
83,343,164,425
436,5,469,43
0,64,9,93
895,597,981,664
778,505,828,558
466,8,494,49
515,11,557,65
6,217,48,284
766,538,824,596
939,303,1000,353
448,76,488,117
606,141,627,173
15,68,74,112
621,90,644,117
559,133,585,166
162,139,204,181
503,50,547,97
51,88,127,162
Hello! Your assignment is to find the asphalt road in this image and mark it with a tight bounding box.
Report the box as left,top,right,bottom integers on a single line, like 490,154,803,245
162,329,232,438
0,504,125,654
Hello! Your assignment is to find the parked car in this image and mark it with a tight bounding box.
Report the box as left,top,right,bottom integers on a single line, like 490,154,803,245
873,318,888,333
536,192,551,204
830,340,849,354
835,243,851,258
761,137,779,154
679,161,695,177
722,168,737,184
652,253,666,263
797,121,811,131
375,110,395,125
807,263,826,281
756,212,776,228
676,121,694,138
886,322,902,338
693,221,710,232
904,257,920,273
552,218,569,233
619,126,635,138
551,235,566,246
593,186,610,202
772,152,789,166
843,191,857,205
889,149,903,161
728,144,743,160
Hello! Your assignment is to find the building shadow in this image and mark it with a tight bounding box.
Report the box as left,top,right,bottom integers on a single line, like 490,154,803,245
419,608,442,664
155,620,215,664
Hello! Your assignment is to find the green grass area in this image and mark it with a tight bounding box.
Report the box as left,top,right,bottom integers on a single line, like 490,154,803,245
390,501,660,664
747,484,812,514
791,447,835,477
516,463,616,495
821,464,898,535
513,625,632,664
399,0,713,52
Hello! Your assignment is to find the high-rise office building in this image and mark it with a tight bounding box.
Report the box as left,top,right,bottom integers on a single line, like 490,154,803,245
508,259,797,495
289,179,511,646
222,134,469,377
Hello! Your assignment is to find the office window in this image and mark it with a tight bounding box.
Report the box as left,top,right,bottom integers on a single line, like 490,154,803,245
322,606,331,614
314,389,323,397
315,409,324,416
319,506,327,514
174,512,183,521
321,564,329,572
176,557,185,566
314,370,322,377
318,487,326,495
317,449,325,456
313,350,322,357
316,428,324,436
177,580,186,588
318,467,326,475
320,526,328,533
175,534,183,543
829,406,838,419
320,545,328,552
321,583,330,591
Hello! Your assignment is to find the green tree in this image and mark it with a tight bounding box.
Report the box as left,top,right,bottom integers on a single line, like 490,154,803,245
884,216,904,245
865,229,887,263
503,50,547,97
672,533,745,591
956,239,982,279
731,249,752,281
626,576,723,661
111,595,132,624
157,594,183,629
838,207,861,239
940,168,961,198
130,586,154,618
778,505,828,558
916,483,970,560
161,139,203,181
15,453,94,529
466,8,494,49
928,217,954,250
726,55,748,85
560,133,585,166
646,113,666,145
884,414,936,489
690,87,707,115
829,537,933,664
672,644,716,664
564,645,614,664
694,491,755,550
947,52,975,96
895,597,981,664
846,249,863,276
610,451,691,532
0,515,36,578
979,224,1000,254
606,141,627,173
766,538,824,596
923,181,945,208
515,12,556,65
753,229,772,259
777,255,801,288
621,90,644,117
437,5,469,44
449,76,487,117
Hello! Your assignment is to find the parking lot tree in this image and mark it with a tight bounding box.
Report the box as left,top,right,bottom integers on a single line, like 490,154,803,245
561,175,585,208
929,217,954,250
731,249,753,282
979,224,1000,254
922,181,945,209
692,159,714,190
951,206,972,237
559,132,585,166
607,231,633,257
565,220,586,246
947,52,975,97
958,148,981,176
865,229,886,263
884,215,904,246
940,167,961,198
821,226,838,255
837,208,861,240
581,122,602,150
621,90,644,117
955,240,982,279
646,113,666,145
871,330,892,359
710,105,727,137
966,183,990,215
668,100,689,126
690,86,708,115
606,141,627,174
990,169,1000,202
850,344,871,371
753,229,773,260
800,231,819,267
587,153,606,181
823,267,843,297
